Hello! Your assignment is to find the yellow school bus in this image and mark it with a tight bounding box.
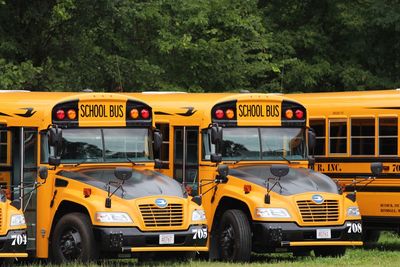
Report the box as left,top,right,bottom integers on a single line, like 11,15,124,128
0,190,27,260
0,91,207,263
131,92,363,261
290,89,400,243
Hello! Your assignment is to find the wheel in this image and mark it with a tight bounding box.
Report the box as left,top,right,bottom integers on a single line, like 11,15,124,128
217,209,251,262
314,246,346,257
363,230,381,246
51,212,98,263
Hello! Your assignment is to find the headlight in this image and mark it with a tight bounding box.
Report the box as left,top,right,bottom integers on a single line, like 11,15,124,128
96,212,133,223
192,210,206,221
10,214,26,227
255,208,291,218
347,206,360,217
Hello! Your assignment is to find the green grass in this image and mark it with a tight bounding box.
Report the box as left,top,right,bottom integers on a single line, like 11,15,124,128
17,232,400,267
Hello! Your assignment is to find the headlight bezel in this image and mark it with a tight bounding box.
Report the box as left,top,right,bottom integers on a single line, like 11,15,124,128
95,212,133,223
10,214,26,227
192,209,206,221
255,207,291,218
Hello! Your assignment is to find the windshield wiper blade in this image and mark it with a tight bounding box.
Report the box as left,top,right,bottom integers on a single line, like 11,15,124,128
73,157,99,167
126,157,137,166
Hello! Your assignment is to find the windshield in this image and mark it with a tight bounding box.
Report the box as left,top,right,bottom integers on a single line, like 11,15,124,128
203,127,307,161
42,128,153,163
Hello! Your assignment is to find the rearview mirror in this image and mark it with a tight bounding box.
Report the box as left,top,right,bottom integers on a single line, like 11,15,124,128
211,125,222,145
153,130,162,153
38,166,48,180
48,127,62,147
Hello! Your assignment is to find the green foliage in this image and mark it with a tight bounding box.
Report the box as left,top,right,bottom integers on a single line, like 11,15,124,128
0,0,398,92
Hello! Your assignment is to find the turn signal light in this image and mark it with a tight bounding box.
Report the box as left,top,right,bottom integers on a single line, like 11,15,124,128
130,109,139,119
226,109,234,119
83,188,91,198
56,109,65,120
244,184,252,194
215,109,224,119
67,109,77,120
285,109,293,119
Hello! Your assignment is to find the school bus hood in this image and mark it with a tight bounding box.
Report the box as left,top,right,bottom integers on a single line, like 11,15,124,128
57,168,186,199
228,165,339,195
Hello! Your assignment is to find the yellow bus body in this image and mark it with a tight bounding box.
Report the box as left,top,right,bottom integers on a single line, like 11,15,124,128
130,92,363,260
289,89,400,239
0,92,207,262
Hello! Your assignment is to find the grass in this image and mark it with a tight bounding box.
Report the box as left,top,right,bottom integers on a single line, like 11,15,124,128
16,232,400,267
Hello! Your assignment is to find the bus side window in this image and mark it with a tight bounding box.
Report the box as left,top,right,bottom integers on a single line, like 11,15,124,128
310,119,325,156
351,118,375,156
0,130,7,164
379,117,398,155
329,120,347,154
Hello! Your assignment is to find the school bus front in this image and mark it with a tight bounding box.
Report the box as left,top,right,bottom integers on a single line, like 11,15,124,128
0,195,27,259
0,92,207,263
140,93,363,261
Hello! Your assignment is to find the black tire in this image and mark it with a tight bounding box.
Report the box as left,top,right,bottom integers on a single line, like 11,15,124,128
51,212,98,263
217,209,252,262
363,230,381,246
314,246,346,257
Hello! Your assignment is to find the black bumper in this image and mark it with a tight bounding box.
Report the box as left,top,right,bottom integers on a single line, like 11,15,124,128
252,220,362,252
0,229,27,255
93,225,208,253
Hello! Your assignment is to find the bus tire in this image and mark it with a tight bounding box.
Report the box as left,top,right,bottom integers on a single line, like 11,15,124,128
314,246,346,257
51,212,98,263
363,230,381,246
217,209,251,262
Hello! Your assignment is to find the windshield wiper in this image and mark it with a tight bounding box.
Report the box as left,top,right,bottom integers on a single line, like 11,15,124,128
266,149,292,164
73,157,100,167
126,157,137,166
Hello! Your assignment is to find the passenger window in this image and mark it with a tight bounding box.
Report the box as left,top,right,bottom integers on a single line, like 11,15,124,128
351,118,375,155
379,118,397,155
329,120,347,154
310,119,325,156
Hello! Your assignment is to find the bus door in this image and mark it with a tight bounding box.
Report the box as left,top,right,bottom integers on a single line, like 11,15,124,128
173,126,199,195
10,127,38,251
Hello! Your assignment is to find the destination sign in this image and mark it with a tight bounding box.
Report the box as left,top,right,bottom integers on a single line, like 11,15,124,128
236,101,281,126
79,102,126,127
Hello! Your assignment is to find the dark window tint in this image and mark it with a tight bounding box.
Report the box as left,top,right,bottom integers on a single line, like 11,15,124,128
0,130,7,164
351,118,375,155
379,118,397,155
310,119,325,156
329,121,347,154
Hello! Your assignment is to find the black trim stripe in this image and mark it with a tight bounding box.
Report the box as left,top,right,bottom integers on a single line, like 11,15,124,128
323,172,400,179
344,186,400,192
0,112,11,117
315,157,400,163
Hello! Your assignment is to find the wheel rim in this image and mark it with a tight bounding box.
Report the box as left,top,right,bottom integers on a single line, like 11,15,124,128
58,227,82,260
220,223,236,259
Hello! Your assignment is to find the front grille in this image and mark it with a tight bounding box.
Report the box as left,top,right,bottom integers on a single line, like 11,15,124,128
139,203,184,227
297,200,339,222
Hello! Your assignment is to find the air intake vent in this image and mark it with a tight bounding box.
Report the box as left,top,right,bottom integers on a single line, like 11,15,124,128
297,200,339,222
139,203,183,228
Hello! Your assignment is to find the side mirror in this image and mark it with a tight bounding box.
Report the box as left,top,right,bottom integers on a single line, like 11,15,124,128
308,129,316,152
211,125,223,145
114,167,132,181
48,156,61,166
270,164,289,178
153,130,162,153
48,127,62,147
211,153,222,163
371,162,383,176
38,166,48,180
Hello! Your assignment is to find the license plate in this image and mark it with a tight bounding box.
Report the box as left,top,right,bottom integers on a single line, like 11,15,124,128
159,234,174,244
316,229,331,239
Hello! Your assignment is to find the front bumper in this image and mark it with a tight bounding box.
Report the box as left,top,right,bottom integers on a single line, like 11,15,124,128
0,229,28,258
94,225,208,253
252,220,362,252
